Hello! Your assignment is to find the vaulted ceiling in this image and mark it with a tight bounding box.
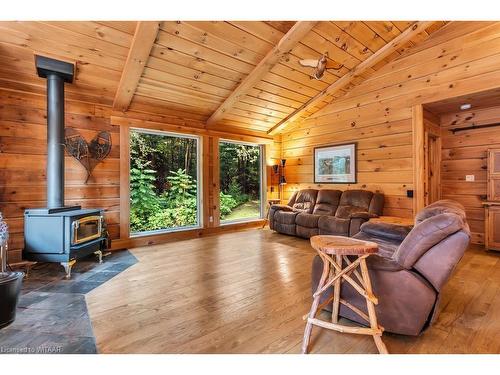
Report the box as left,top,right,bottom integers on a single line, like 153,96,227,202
0,21,448,135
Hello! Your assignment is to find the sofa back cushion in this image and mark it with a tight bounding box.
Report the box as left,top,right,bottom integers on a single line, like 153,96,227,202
286,191,298,207
312,190,342,215
335,190,374,219
394,212,468,269
291,189,318,213
368,193,385,216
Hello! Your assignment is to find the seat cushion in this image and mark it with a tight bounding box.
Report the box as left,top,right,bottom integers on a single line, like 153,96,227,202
295,213,321,228
296,226,319,239
317,216,350,236
312,190,342,215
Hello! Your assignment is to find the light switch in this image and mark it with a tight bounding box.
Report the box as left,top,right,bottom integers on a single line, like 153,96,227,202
465,175,475,182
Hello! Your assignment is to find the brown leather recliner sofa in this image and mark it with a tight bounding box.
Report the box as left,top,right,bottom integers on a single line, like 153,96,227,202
269,189,384,238
311,199,471,336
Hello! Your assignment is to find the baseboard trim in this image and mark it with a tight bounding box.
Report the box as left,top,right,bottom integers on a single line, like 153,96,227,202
111,220,266,250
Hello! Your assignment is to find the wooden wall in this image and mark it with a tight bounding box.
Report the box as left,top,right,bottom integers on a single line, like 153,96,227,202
0,88,278,263
3,21,500,260
281,22,500,220
440,106,500,245
0,89,121,263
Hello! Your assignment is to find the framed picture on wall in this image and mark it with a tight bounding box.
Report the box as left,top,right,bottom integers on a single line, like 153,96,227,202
314,143,357,184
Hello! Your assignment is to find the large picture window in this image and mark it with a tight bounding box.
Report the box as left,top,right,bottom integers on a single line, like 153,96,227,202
129,129,201,235
219,140,263,223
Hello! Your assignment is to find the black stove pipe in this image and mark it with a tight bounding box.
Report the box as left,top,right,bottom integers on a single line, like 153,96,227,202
35,55,75,209
46,73,65,209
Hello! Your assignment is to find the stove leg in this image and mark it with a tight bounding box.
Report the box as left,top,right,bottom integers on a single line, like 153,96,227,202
61,260,76,279
94,250,103,264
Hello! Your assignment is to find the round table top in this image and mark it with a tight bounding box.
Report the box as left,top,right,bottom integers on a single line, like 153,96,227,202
310,235,378,255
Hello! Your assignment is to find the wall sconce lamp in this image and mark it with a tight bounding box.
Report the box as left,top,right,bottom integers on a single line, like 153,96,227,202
271,159,287,200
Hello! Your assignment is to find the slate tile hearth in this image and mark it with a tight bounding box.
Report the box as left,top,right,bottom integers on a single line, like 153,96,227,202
0,250,137,354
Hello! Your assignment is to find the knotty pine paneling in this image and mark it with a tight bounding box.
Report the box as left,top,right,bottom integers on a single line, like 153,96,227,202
0,90,121,263
440,105,500,245
281,22,500,221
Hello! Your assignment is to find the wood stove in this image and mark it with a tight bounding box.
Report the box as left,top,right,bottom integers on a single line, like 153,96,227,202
24,207,106,278
22,56,108,278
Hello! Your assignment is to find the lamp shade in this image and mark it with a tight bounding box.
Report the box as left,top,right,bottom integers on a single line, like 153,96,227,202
279,175,287,185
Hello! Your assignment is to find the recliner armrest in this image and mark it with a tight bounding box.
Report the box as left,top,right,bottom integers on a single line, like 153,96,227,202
346,212,378,236
348,211,378,220
269,204,294,230
270,204,294,212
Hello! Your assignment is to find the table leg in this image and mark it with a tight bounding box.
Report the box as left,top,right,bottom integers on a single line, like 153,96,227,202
302,258,330,354
331,254,342,323
262,204,270,228
359,257,388,354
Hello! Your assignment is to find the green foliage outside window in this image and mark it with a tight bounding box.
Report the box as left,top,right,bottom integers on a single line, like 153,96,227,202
219,142,261,221
130,131,199,233
129,132,262,233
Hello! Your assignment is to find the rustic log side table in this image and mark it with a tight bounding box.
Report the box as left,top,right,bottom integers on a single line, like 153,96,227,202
302,235,388,354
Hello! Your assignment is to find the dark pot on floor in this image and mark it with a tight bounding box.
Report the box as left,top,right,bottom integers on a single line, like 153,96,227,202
0,271,24,329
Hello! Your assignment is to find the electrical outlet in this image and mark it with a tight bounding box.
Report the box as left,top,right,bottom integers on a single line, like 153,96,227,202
465,175,475,182
209,216,213,223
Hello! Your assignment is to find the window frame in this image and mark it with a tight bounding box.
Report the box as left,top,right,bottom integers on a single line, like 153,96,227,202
218,139,266,225
128,127,203,238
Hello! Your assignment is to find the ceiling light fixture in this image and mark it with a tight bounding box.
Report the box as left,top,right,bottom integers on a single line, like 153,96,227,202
460,103,472,110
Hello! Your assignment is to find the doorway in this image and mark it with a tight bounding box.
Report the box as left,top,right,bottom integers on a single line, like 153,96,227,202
218,140,264,223
412,105,442,213
423,112,442,206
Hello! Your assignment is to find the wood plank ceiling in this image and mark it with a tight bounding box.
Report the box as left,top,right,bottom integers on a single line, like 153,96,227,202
0,21,448,134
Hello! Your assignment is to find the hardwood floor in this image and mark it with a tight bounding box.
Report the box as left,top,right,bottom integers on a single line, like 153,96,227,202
86,229,500,354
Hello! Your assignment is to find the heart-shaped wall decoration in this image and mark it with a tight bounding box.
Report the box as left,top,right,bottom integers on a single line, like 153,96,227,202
65,128,112,183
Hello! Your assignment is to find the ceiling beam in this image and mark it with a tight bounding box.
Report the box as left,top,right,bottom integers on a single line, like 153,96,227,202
267,21,437,135
206,21,318,127
113,21,160,112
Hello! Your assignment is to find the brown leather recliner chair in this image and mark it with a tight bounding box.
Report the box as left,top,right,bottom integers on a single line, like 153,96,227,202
311,199,471,336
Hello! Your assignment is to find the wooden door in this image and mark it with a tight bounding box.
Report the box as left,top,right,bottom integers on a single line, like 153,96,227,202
488,149,500,201
486,206,500,250
423,116,441,206
426,133,441,204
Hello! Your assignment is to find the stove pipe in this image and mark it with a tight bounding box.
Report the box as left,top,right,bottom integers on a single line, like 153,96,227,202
35,56,75,209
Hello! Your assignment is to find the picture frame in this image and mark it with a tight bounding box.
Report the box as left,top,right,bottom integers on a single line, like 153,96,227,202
313,142,357,184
